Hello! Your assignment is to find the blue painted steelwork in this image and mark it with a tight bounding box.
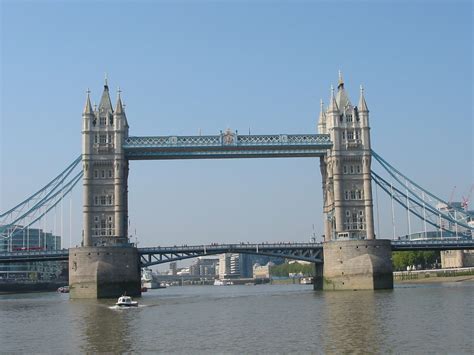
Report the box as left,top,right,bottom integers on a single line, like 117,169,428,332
372,150,472,228
0,249,69,263
2,240,474,265
372,171,473,235
138,242,324,267
391,239,474,251
0,157,83,241
123,133,332,160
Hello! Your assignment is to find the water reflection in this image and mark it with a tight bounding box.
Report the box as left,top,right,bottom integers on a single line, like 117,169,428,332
71,299,134,353
320,290,393,353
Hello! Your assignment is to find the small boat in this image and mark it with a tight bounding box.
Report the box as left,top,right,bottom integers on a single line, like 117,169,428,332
214,279,233,286
116,295,138,307
57,286,70,293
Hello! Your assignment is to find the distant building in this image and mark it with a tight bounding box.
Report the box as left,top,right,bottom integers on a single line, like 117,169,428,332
436,202,473,238
218,253,240,279
0,226,65,281
0,225,61,252
441,250,474,268
217,253,284,279
169,262,177,276
253,262,274,279
189,257,218,276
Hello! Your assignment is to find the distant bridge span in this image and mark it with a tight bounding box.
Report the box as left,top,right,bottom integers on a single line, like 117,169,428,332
1,240,473,266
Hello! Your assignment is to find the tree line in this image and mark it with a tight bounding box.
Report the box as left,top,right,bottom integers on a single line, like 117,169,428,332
269,251,440,276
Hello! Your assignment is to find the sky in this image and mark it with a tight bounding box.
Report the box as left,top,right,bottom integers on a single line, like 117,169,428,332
0,0,472,249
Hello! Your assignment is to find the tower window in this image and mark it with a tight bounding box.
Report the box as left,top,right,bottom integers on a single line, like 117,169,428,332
355,131,360,140
345,191,349,200
356,165,361,174
99,135,106,144
357,190,362,200
343,166,347,174
351,191,356,200
94,135,98,144
99,117,106,125
101,170,105,178
100,196,106,205
108,170,113,178
350,166,354,174
107,196,112,205
342,132,345,140
94,170,98,178
347,131,354,140
94,196,98,205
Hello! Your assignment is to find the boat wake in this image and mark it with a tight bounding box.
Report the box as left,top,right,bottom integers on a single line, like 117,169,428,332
109,304,147,310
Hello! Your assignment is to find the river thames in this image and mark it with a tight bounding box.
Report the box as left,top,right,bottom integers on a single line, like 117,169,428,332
1,281,473,353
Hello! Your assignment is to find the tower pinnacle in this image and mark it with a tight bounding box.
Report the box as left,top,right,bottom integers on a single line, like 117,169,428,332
358,84,369,112
98,76,113,113
83,89,93,114
338,70,344,89
115,87,124,114
328,85,339,112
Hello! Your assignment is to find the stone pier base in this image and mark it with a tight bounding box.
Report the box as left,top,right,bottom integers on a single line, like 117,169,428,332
69,246,141,299
320,239,393,290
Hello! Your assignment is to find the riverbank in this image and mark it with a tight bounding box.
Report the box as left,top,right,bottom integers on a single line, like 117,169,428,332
395,274,474,284
394,267,474,284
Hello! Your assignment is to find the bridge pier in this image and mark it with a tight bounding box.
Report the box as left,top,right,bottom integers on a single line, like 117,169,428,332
314,239,393,291
69,246,141,299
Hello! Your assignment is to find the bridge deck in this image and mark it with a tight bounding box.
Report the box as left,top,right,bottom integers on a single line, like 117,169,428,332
0,240,473,264
123,134,332,160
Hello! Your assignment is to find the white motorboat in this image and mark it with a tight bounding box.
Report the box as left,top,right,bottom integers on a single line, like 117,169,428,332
214,279,233,286
116,295,138,307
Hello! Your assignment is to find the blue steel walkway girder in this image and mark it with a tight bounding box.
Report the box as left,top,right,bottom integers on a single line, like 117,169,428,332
1,240,474,265
138,243,324,267
390,239,474,251
123,134,332,160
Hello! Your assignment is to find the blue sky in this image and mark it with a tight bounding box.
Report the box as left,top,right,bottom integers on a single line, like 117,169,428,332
1,0,472,248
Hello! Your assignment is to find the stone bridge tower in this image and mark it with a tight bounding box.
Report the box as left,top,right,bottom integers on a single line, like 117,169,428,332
82,79,129,247
316,73,393,290
318,72,374,241
69,79,140,299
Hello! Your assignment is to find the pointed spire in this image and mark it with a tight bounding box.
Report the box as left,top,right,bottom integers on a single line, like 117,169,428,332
317,99,327,133
338,70,344,89
83,89,93,115
328,85,339,112
98,76,113,113
318,99,326,122
115,87,124,114
358,85,369,112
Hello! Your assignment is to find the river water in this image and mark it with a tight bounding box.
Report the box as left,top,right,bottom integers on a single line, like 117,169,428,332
0,282,473,353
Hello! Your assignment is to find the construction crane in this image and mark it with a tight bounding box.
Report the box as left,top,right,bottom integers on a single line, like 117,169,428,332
461,184,474,211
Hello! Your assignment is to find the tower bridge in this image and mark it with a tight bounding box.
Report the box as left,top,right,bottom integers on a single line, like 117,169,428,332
72,72,387,297
2,72,472,298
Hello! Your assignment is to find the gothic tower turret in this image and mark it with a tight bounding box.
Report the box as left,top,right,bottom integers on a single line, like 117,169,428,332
320,73,375,241
81,79,129,246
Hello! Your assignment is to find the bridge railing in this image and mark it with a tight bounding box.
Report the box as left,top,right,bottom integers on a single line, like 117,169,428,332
124,134,331,148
